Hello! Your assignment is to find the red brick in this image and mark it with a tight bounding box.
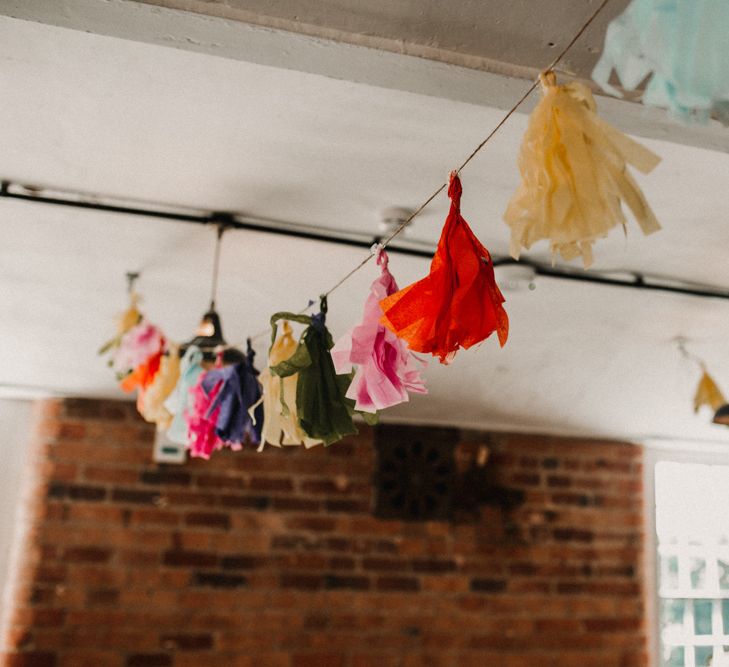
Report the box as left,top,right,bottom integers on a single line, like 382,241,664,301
63,547,112,563
375,577,420,592
249,477,294,492
292,656,345,667
159,634,213,650
83,466,139,485
184,512,230,530
2,652,58,667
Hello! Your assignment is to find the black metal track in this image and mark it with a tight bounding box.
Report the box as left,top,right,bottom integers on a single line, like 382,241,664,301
3,179,729,302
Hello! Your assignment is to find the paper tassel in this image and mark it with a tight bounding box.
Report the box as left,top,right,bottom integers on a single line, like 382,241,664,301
118,329,166,397
186,369,223,459
164,345,204,445
98,290,142,359
504,72,661,268
380,173,508,364
254,321,323,449
113,321,166,380
694,369,726,413
592,0,729,125
186,344,263,459
138,344,180,431
270,297,376,446
205,341,263,448
331,248,427,412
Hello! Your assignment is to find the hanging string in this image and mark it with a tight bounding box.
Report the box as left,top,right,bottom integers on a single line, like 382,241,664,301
317,0,611,301
237,0,613,346
676,336,706,370
209,224,225,310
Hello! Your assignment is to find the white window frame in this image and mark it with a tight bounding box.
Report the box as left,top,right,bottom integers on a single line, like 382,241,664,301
643,442,729,667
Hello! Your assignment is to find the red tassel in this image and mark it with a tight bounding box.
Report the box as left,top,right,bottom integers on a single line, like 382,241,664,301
380,173,508,364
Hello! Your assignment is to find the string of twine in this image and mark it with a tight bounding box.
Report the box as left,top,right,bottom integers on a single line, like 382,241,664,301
676,337,706,371
213,0,612,349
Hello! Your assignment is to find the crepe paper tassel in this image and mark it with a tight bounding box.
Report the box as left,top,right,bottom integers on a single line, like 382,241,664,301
98,290,143,358
503,71,661,268
118,341,165,394
113,321,166,380
380,173,508,365
186,365,224,459
331,247,427,412
252,321,323,450
202,340,263,449
592,0,729,125
164,345,204,445
269,297,377,446
138,343,181,431
693,369,727,413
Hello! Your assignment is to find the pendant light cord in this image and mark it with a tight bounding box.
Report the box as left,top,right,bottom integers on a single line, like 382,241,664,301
209,224,225,310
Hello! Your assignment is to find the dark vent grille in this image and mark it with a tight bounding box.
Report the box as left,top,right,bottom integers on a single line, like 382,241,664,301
374,425,457,521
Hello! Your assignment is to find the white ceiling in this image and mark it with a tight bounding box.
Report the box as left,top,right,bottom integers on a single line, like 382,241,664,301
2,15,729,444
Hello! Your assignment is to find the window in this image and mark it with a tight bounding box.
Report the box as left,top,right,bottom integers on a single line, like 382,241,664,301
654,460,729,667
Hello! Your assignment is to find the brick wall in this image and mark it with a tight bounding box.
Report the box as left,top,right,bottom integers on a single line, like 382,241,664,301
1,398,647,667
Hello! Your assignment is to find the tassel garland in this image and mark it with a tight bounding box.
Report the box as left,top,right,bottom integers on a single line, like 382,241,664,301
100,0,709,453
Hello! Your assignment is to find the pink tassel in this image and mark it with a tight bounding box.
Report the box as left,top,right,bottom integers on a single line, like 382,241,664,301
331,248,427,413
186,372,223,459
112,321,165,376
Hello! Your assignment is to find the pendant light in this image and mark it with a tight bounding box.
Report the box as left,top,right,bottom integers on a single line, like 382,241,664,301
713,404,729,426
182,222,244,364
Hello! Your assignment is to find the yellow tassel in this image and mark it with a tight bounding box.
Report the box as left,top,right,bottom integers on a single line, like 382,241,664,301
255,321,322,449
118,291,142,334
139,344,181,430
694,369,727,413
504,71,661,268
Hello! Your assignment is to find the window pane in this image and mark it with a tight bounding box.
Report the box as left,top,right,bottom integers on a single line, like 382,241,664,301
723,599,729,634
661,599,685,643
661,555,679,589
694,600,712,635
662,646,684,667
691,558,707,590
720,559,729,589
695,646,712,666
662,599,685,626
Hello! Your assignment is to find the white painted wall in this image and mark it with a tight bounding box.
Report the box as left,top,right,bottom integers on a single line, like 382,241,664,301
0,399,33,612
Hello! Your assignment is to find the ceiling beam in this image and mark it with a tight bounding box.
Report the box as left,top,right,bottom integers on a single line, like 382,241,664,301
1,0,728,154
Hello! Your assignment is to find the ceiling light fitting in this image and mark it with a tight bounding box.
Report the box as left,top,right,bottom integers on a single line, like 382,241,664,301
181,222,244,364
378,207,414,236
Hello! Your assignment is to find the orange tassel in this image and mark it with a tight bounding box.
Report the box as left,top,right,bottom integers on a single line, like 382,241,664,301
120,349,163,394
